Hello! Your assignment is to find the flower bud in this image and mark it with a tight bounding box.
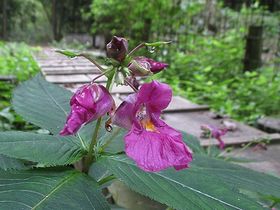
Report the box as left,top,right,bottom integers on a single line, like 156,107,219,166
106,36,128,62
60,84,115,136
128,57,168,76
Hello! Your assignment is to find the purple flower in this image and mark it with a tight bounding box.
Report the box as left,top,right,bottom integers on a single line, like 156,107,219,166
106,36,128,62
128,57,168,76
60,84,114,136
201,125,227,149
112,81,192,172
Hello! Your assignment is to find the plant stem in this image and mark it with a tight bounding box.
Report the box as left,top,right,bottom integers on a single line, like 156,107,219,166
127,43,145,57
79,53,105,72
84,72,115,172
91,68,113,84
125,78,138,92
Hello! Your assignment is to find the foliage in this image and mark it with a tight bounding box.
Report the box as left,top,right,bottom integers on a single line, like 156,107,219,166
89,0,204,45
0,42,40,81
153,30,280,123
0,74,278,209
88,0,280,123
0,42,40,131
0,0,52,43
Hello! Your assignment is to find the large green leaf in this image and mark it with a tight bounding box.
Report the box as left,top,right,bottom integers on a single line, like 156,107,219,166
12,74,106,147
0,131,86,166
12,74,72,135
0,168,110,209
0,154,29,170
102,154,280,210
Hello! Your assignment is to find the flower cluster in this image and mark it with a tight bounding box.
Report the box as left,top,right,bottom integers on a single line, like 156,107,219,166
200,125,227,149
60,36,192,172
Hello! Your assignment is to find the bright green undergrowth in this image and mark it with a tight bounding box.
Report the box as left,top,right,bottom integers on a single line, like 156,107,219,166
0,42,40,131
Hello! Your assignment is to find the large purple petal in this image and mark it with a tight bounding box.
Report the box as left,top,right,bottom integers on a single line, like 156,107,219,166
137,81,172,114
111,94,137,130
60,84,114,136
124,120,192,172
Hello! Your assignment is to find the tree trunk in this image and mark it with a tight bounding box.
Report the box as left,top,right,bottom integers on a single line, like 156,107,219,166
243,25,263,71
2,0,7,40
52,0,60,41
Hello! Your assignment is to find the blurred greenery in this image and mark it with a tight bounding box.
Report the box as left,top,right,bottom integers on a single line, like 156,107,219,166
1,0,280,126
0,42,40,131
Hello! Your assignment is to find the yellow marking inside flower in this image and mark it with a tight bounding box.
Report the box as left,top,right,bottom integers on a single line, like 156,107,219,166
141,119,157,132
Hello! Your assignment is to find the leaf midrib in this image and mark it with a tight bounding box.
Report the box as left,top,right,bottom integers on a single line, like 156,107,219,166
31,172,78,210
109,157,248,210
37,77,68,116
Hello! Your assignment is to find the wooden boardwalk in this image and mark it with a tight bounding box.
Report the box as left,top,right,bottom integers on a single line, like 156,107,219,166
35,48,280,149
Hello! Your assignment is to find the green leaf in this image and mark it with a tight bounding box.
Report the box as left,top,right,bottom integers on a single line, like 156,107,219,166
145,41,172,47
0,154,29,171
0,168,110,210
56,49,79,58
0,131,86,166
102,154,280,209
99,128,126,154
12,74,72,135
181,132,206,154
12,74,106,148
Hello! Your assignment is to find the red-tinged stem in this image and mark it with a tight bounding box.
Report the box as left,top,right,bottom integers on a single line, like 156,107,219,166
127,43,145,57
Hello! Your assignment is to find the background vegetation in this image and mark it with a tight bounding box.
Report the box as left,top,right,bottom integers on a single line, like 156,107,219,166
0,0,280,126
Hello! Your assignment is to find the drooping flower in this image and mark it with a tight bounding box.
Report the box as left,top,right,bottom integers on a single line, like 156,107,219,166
60,84,114,136
112,81,192,172
201,125,227,149
106,36,128,62
128,57,168,76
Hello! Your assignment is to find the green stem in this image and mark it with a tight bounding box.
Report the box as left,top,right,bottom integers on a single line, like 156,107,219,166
79,53,105,72
91,68,113,83
87,117,102,161
84,71,115,172
127,43,145,57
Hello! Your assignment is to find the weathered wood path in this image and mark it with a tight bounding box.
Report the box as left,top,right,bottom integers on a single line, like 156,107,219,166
35,47,280,175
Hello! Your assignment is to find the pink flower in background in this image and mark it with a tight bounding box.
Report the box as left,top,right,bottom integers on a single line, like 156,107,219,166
128,57,168,76
60,84,114,136
112,81,192,172
201,125,227,149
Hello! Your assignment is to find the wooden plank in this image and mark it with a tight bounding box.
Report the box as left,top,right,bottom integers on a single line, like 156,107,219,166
163,111,276,146
165,96,209,112
257,117,280,133
200,133,280,147
0,75,17,82
42,66,101,75
41,66,100,72
42,68,100,75
45,74,107,84
38,62,94,67
68,84,134,94
226,144,280,175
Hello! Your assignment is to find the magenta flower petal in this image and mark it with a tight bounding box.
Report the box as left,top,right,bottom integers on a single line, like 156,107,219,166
60,84,114,136
111,94,137,130
137,80,172,115
125,121,192,172
201,124,227,149
111,80,193,172
145,58,168,73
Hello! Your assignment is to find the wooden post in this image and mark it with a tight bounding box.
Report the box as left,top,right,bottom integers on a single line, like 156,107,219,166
243,25,263,71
